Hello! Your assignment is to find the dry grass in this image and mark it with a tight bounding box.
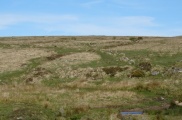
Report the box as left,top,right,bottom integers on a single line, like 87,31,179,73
0,36,182,119
0,48,53,73
42,52,100,71
110,37,182,54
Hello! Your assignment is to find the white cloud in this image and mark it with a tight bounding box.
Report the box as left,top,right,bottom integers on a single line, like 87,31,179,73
81,0,103,8
0,13,78,29
156,28,182,36
112,0,146,9
45,16,165,36
1,14,158,35
26,14,78,23
0,14,178,36
113,0,138,6
0,14,22,29
116,16,158,27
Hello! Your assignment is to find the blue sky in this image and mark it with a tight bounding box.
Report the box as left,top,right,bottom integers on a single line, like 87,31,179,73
0,0,182,36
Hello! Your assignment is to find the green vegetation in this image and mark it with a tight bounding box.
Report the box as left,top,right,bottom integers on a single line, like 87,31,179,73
0,102,56,120
129,37,143,42
54,47,83,55
0,36,181,119
0,70,24,84
0,42,11,48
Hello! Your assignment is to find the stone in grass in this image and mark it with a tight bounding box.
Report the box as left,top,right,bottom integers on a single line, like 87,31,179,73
129,69,145,78
165,67,182,77
170,100,182,108
174,101,182,107
167,61,182,74
151,65,164,76
151,70,160,76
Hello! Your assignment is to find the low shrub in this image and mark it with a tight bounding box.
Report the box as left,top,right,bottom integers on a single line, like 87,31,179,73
102,66,128,77
138,62,152,71
130,69,145,78
129,37,143,43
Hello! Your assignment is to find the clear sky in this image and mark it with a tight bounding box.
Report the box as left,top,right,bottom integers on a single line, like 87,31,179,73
0,0,182,36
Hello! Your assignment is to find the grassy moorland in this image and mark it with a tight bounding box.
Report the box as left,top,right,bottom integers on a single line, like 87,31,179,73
0,36,182,120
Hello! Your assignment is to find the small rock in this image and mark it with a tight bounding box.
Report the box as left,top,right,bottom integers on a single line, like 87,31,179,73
166,67,182,76
160,97,165,101
16,117,23,120
156,96,165,101
120,56,129,62
128,59,135,65
175,101,182,106
151,70,160,76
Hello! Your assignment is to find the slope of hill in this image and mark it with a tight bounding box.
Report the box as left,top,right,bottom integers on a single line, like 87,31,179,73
0,36,182,120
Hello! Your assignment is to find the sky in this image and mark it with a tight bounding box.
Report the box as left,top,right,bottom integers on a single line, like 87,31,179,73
0,0,182,36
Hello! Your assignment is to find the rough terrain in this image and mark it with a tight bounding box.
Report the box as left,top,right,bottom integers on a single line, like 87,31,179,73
0,36,182,120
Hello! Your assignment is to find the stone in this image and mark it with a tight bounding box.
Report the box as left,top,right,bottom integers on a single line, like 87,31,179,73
174,101,182,106
151,70,160,76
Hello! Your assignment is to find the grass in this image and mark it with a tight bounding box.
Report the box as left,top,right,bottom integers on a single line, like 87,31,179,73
54,47,84,55
122,49,150,58
163,106,182,116
0,42,11,48
0,70,24,84
0,36,182,119
0,102,56,120
42,77,75,87
77,50,127,68
0,57,45,84
119,49,182,69
152,52,182,67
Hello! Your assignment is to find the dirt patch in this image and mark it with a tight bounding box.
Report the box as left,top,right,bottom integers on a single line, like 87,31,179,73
0,48,54,73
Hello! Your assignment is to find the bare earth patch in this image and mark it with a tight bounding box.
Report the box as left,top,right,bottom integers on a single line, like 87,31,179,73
0,48,53,73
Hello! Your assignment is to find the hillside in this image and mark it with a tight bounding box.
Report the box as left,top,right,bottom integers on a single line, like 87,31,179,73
0,36,182,120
